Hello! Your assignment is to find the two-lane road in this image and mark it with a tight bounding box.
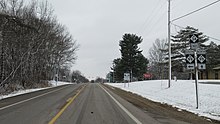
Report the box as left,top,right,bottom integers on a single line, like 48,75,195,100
0,83,191,124
53,83,154,124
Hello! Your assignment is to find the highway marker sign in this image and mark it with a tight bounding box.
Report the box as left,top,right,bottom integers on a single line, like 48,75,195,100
190,34,199,50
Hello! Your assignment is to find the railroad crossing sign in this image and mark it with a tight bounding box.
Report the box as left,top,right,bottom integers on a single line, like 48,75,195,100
190,34,199,50
185,49,195,69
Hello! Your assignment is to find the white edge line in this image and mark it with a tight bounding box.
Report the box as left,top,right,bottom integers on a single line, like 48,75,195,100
0,86,69,111
99,84,142,124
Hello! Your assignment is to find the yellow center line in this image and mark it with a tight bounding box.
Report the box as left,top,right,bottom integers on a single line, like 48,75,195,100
48,85,86,124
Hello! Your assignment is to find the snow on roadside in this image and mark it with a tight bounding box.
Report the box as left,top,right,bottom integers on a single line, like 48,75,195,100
0,87,48,100
49,80,74,87
107,80,220,121
0,81,73,100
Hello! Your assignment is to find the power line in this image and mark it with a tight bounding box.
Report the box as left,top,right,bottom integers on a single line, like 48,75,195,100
144,10,167,38
171,23,220,42
207,36,220,42
137,0,162,33
172,0,184,10
172,0,220,22
137,0,166,34
137,0,162,32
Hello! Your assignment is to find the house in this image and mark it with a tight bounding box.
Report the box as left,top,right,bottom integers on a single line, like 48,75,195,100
199,66,220,79
208,66,220,79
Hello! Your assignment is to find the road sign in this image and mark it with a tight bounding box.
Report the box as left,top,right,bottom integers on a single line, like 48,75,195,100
190,34,199,50
198,64,206,69
185,50,195,69
190,43,199,50
197,54,206,63
187,64,195,70
197,50,206,64
190,34,198,43
185,49,194,54
124,73,130,81
185,50,195,64
187,35,206,109
197,49,206,54
186,55,194,63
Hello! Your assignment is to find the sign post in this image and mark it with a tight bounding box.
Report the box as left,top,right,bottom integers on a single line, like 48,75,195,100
185,34,207,109
124,73,130,87
194,51,199,109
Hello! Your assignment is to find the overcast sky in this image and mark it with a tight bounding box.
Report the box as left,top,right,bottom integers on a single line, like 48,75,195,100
43,0,220,79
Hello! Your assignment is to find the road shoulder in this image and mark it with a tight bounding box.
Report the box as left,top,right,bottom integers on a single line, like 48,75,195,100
103,84,220,124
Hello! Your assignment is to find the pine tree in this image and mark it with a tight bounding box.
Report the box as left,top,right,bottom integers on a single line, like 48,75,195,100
112,33,148,81
206,42,220,69
135,53,149,80
112,58,123,81
166,26,208,79
171,26,208,71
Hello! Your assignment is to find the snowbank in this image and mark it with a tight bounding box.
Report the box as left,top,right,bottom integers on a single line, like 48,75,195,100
0,81,73,100
107,80,220,121
49,80,74,87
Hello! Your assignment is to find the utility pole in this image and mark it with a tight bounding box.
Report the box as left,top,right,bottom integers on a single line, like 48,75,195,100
168,0,171,88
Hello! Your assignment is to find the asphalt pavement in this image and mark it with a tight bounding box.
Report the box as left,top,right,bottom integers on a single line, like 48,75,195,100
0,84,83,124
0,83,190,124
53,83,163,124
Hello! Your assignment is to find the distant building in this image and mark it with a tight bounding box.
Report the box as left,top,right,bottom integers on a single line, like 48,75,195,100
199,66,220,79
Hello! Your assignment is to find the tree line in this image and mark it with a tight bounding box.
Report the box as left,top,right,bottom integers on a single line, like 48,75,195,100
0,0,78,92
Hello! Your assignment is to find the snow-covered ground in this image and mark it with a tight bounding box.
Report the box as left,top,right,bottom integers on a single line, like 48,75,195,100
107,80,220,121
0,81,73,100
49,80,74,87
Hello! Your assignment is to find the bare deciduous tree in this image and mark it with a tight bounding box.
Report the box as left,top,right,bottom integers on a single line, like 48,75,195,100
148,39,167,79
0,0,79,92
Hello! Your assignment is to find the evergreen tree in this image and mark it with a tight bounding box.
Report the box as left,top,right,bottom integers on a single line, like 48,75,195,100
112,58,123,81
112,33,149,81
135,53,149,80
171,26,208,72
162,26,209,79
206,42,220,69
